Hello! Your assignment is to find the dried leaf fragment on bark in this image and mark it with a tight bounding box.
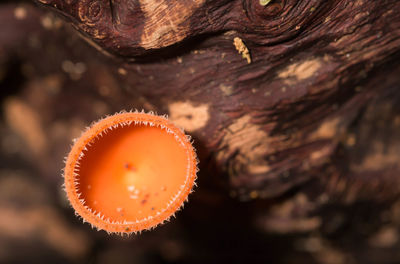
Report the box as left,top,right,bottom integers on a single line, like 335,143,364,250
233,37,251,64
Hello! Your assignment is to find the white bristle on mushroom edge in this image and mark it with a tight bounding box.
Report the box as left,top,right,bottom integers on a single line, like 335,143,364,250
63,110,198,235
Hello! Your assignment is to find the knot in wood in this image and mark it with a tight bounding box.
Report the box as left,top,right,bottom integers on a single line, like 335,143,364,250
78,0,104,26
248,0,285,20
263,0,285,17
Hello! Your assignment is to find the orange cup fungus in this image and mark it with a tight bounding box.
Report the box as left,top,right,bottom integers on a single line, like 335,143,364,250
63,111,198,234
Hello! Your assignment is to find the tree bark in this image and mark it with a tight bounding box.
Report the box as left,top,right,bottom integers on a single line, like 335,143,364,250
31,0,400,199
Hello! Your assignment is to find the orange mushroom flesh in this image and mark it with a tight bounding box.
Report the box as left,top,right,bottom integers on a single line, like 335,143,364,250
64,112,197,234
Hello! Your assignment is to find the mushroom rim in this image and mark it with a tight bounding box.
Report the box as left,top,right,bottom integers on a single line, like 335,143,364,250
63,111,198,234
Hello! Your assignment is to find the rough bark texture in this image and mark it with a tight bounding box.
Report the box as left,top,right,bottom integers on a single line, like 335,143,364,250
33,0,400,199
1,0,400,263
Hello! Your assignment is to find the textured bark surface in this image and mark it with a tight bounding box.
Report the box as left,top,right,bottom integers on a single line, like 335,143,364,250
1,0,400,263
33,0,400,199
